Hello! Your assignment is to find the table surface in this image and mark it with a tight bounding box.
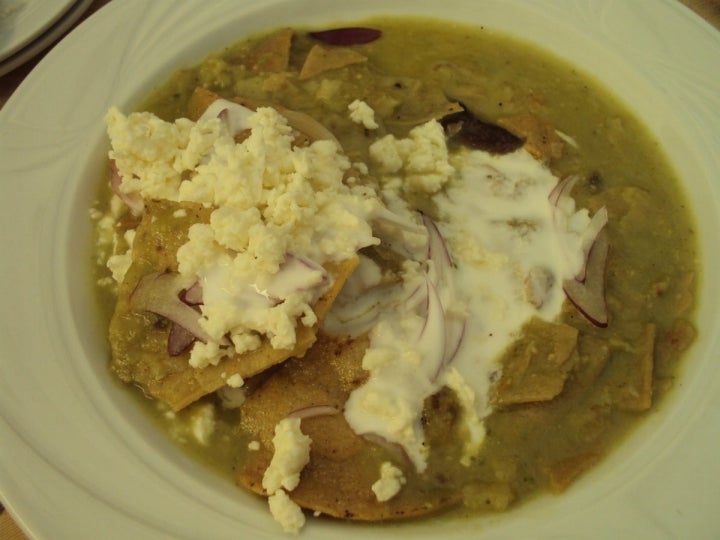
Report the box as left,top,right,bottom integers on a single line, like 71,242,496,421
0,0,718,538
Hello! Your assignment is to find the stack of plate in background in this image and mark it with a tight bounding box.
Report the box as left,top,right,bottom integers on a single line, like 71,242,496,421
0,0,94,76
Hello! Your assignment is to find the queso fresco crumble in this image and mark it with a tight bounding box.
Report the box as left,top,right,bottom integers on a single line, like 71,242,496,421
105,104,380,368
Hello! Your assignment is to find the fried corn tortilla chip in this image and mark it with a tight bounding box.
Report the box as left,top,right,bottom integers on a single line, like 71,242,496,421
108,200,358,411
244,27,294,73
236,333,462,521
299,44,367,80
491,317,579,407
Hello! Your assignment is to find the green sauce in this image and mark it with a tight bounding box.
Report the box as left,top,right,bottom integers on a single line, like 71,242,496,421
95,16,698,524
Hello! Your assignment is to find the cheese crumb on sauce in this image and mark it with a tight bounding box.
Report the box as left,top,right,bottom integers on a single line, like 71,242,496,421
268,489,305,535
371,462,407,502
262,417,311,493
189,402,216,445
262,417,312,533
225,373,244,388
348,99,379,130
106,228,135,284
160,401,216,446
369,119,454,195
248,440,261,451
105,105,381,367
444,368,486,466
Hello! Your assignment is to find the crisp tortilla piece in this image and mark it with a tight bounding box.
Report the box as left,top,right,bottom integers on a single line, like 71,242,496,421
109,200,357,411
572,333,611,388
188,87,283,122
244,27,293,73
609,323,655,412
236,333,462,521
188,86,224,121
299,45,367,80
497,114,563,161
492,318,579,407
544,449,603,493
187,88,255,145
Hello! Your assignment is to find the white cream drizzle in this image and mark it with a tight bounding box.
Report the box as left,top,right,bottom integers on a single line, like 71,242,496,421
339,146,592,472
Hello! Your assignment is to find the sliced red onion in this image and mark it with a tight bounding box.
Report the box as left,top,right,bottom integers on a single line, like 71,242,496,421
548,173,610,327
548,174,579,208
372,207,426,236
370,209,428,260
403,282,427,313
417,278,447,379
262,254,329,303
362,432,412,467
377,235,422,261
422,214,454,289
167,322,197,356
441,316,466,371
324,282,402,336
420,215,466,378
563,230,609,328
308,27,382,46
278,107,340,146
109,160,143,216
575,206,608,281
200,96,339,146
180,281,203,306
287,405,340,420
130,271,213,344
197,99,254,136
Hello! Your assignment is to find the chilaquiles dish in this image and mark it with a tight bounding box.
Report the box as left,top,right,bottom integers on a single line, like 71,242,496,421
91,18,698,534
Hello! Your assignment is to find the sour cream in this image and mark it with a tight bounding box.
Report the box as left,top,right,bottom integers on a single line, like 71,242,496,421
340,146,591,472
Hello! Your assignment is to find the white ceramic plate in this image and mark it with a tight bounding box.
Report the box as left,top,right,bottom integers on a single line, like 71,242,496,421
0,0,75,59
1,1,719,538
0,0,93,75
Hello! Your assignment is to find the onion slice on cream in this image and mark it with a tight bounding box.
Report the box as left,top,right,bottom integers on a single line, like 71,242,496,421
562,230,610,328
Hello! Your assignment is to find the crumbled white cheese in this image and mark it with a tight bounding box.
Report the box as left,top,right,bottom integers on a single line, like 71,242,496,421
262,417,312,534
444,368,486,466
348,99,379,130
93,194,129,276
369,120,454,195
190,403,216,445
226,373,244,388
163,400,217,445
268,489,305,535
343,277,435,472
248,440,261,451
106,105,382,367
105,107,224,202
263,417,311,494
106,229,135,283
371,462,406,502
217,384,246,409
188,340,232,369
